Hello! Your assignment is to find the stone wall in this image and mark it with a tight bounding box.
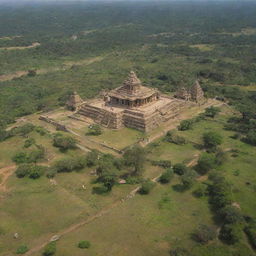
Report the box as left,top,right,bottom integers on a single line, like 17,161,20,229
39,116,68,132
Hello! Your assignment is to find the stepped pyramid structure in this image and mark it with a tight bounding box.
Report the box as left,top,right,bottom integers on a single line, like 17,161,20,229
66,91,84,111
74,71,195,132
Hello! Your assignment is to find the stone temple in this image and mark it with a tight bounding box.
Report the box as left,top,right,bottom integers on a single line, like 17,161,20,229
68,71,204,132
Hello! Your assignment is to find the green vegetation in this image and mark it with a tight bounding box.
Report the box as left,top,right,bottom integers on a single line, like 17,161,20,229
77,240,91,249
0,1,256,255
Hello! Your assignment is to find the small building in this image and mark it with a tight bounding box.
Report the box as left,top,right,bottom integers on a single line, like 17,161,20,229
66,91,84,111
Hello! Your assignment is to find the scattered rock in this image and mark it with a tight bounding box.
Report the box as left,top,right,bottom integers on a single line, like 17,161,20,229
13,233,19,239
118,179,126,184
50,235,60,242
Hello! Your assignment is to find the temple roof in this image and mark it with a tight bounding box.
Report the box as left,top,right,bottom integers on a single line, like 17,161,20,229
108,71,158,100
66,91,83,107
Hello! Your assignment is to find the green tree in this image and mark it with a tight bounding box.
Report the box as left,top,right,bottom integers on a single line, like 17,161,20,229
139,180,155,194
219,224,243,244
178,119,193,131
204,106,221,118
16,245,29,254
53,133,77,151
203,131,223,151
159,168,174,184
196,153,216,175
123,145,146,176
173,163,188,175
220,205,244,224
43,242,56,256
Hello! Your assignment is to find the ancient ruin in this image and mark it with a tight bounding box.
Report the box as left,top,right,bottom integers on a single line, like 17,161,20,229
68,71,205,132
66,91,84,111
175,80,205,103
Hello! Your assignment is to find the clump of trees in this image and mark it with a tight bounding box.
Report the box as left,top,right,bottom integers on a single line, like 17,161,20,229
15,164,48,179
204,106,221,118
53,133,77,151
178,119,193,131
12,145,45,164
16,245,29,254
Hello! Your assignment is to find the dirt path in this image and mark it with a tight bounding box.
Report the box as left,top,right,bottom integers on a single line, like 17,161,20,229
23,156,198,256
0,56,104,82
0,165,16,192
0,42,40,51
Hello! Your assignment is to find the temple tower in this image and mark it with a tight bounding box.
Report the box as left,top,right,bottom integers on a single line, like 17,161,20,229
66,91,83,111
190,80,204,102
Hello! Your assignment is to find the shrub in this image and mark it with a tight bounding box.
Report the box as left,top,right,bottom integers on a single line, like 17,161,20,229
181,174,195,190
86,150,100,167
159,168,174,184
178,119,193,131
87,124,102,136
203,131,223,151
78,240,91,249
54,156,86,173
173,163,188,175
43,242,56,256
16,245,29,254
193,224,216,244
204,106,221,118
219,205,244,224
165,132,187,145
11,123,35,137
126,176,143,184
12,152,28,164
245,224,256,248
193,183,208,197
53,133,77,151
24,138,35,148
28,165,46,179
151,160,172,169
243,131,256,146
15,164,32,178
196,153,216,175
219,224,243,244
139,180,155,194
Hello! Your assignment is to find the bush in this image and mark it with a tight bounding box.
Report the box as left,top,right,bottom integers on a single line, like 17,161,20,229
196,153,216,175
173,163,188,175
219,205,244,224
24,138,35,148
15,164,32,178
12,152,28,164
193,224,216,244
126,176,143,184
28,166,46,179
43,242,56,256
54,156,86,173
11,123,35,137
87,124,102,136
193,183,208,197
203,131,223,151
204,106,221,118
53,133,77,151
244,131,256,146
86,150,100,167
165,132,187,145
178,119,193,131
151,160,172,169
245,224,256,248
181,174,195,190
159,168,174,184
139,180,155,194
16,245,29,254
78,240,91,249
219,224,243,244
